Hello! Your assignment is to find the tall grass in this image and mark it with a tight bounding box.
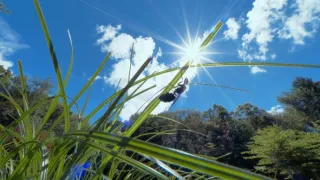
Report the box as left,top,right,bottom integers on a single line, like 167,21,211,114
1,0,320,179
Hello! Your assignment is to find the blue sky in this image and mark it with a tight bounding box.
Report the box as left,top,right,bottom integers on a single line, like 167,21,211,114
1,0,320,122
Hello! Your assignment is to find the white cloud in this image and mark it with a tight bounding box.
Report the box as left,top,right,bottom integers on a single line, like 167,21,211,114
238,0,320,62
268,105,284,115
278,0,320,44
223,18,241,40
96,24,204,119
239,0,288,62
250,66,267,74
96,25,121,45
0,17,28,69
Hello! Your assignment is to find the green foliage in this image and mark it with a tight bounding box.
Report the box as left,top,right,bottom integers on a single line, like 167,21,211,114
278,77,320,124
1,0,320,179
245,126,320,179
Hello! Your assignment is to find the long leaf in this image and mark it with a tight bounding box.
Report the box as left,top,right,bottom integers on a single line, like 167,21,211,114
36,29,74,138
68,137,168,180
66,131,270,180
33,0,70,133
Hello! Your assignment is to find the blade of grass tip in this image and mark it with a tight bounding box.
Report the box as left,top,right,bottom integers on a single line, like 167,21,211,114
109,78,122,107
106,79,156,132
17,61,29,113
67,131,271,180
64,29,74,87
40,53,111,139
36,29,74,138
17,61,32,141
128,43,134,84
60,57,153,179
33,0,70,133
80,86,93,118
109,85,157,134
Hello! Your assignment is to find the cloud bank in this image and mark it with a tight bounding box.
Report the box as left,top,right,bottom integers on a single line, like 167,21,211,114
225,0,320,73
0,17,28,69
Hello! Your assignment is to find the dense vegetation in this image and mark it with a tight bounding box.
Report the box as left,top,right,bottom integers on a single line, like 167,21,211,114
132,77,320,179
0,66,89,146
2,62,319,179
1,1,320,179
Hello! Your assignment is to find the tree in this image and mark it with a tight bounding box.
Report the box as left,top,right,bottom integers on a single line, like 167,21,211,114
278,77,320,123
0,65,14,126
245,126,320,179
233,103,273,130
0,68,85,136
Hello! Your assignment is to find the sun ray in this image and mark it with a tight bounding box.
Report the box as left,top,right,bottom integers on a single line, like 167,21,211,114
172,26,189,48
200,56,216,63
199,63,215,82
80,0,188,52
201,52,224,55
181,0,192,45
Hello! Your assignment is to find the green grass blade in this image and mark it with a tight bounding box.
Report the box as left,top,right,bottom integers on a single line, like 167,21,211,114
36,29,74,139
17,61,32,141
148,115,191,129
80,86,92,117
66,131,271,180
33,0,70,133
0,96,57,144
130,62,320,88
59,57,153,179
0,92,23,115
0,141,40,168
95,21,224,176
142,154,184,180
0,125,26,143
92,57,153,131
39,53,110,139
67,137,168,180
64,29,74,87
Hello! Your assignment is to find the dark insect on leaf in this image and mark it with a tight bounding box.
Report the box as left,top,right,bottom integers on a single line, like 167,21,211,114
159,93,176,102
174,85,187,94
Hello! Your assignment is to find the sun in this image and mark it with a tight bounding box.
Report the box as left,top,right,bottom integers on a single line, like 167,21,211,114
169,35,217,67
183,39,202,64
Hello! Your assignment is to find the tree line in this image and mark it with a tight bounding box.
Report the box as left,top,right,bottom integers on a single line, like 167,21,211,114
132,77,320,179
1,64,319,179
